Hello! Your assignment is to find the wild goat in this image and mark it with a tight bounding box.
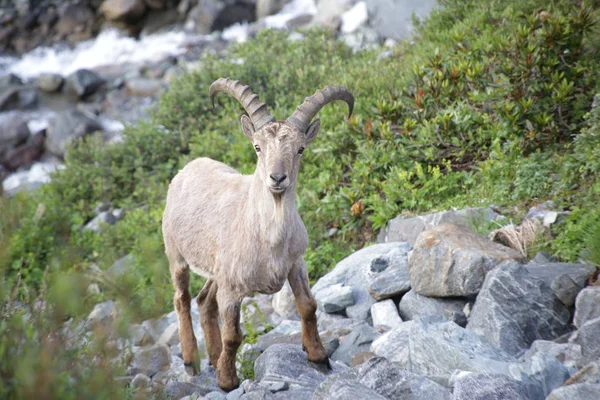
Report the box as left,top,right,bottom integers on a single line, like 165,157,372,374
162,78,354,391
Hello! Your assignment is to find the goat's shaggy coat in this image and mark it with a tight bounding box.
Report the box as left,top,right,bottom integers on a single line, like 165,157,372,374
162,78,353,391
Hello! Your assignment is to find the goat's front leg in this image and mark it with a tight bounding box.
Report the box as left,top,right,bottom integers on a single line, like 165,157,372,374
288,258,329,367
215,289,242,391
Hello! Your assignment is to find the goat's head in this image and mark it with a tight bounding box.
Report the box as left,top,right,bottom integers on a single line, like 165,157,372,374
210,78,354,195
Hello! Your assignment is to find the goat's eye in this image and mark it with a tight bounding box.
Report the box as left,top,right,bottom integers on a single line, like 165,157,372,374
254,145,261,153
298,147,305,155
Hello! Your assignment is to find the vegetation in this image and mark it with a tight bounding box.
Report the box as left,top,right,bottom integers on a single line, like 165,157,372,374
1,0,599,396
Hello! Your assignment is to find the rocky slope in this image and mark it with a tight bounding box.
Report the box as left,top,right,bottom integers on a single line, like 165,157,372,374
78,206,600,400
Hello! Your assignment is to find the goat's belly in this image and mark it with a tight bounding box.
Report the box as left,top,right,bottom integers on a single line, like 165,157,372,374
188,263,216,279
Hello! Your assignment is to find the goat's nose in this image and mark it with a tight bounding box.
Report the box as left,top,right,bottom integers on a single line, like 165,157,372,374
270,173,287,185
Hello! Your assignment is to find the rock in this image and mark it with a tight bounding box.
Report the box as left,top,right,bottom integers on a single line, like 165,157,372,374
466,262,572,356
268,381,288,392
370,299,402,328
315,356,451,400
142,313,178,343
313,372,387,400
0,85,38,111
2,131,45,170
366,243,411,301
369,321,412,367
331,323,381,366
256,0,286,19
564,361,600,385
46,109,103,158
164,382,208,399
568,316,600,367
129,324,154,346
253,344,333,389
409,317,516,378
409,224,524,297
205,392,227,400
350,351,376,367
378,206,502,246
100,0,147,23
129,344,170,377
452,373,529,400
524,263,595,307
56,4,95,38
226,387,245,400
546,383,600,400
340,1,368,34
125,78,166,97
107,254,134,278
272,281,299,320
312,242,411,321
398,289,468,326
185,0,225,34
315,283,354,313
88,300,116,327
574,287,600,328
83,211,118,233
131,373,151,389
522,340,582,369
36,73,64,92
532,251,557,263
66,69,105,99
0,112,30,160
508,353,571,400
366,0,437,40
157,322,179,346
0,74,22,86
2,157,63,196
254,320,302,352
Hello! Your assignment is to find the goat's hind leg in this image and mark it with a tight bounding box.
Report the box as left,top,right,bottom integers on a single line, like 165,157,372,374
288,258,329,367
197,280,222,367
169,253,199,375
215,289,243,391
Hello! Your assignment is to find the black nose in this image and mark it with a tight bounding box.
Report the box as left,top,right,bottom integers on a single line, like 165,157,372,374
270,173,287,185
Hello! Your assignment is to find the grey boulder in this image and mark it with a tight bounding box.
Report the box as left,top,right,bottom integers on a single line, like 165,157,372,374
524,262,595,307
409,224,524,297
331,323,381,366
65,69,105,99
370,299,402,328
312,242,411,321
568,316,600,367
272,281,299,320
452,372,529,400
522,340,582,369
370,321,412,368
129,344,170,377
36,73,64,92
574,287,600,328
253,344,333,389
398,289,468,326
546,383,600,400
467,262,571,356
315,283,354,313
46,109,103,157
408,317,516,378
378,206,501,245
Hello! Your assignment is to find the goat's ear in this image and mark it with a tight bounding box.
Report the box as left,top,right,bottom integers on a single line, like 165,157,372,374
240,115,255,140
305,118,320,145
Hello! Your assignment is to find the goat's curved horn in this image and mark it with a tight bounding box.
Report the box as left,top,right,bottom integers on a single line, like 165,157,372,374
287,86,354,133
209,78,276,130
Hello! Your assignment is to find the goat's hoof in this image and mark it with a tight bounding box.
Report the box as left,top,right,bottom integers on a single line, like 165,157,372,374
216,369,240,392
309,357,332,373
184,362,200,376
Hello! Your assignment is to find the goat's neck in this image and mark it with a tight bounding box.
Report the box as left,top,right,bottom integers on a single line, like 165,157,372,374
248,171,298,246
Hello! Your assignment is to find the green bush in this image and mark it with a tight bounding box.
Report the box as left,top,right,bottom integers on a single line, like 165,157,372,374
3,0,600,312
